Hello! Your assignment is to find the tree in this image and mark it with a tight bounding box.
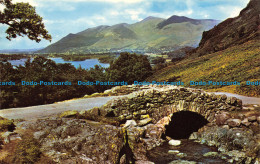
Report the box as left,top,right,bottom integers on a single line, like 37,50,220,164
151,57,166,65
106,52,152,84
0,0,51,42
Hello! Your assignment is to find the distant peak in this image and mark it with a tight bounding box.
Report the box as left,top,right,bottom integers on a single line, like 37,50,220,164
168,15,194,21
91,25,110,30
96,25,110,28
67,33,75,36
114,23,129,26
141,16,161,22
170,15,187,18
158,15,203,29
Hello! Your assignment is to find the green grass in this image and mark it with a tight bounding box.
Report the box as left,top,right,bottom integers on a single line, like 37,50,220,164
59,110,79,118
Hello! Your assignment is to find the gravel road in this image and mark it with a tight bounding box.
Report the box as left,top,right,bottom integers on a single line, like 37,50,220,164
213,92,260,105
0,96,120,120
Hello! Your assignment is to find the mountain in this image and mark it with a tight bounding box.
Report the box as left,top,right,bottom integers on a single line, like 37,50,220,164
157,15,215,28
38,15,220,53
191,0,260,56
147,0,260,97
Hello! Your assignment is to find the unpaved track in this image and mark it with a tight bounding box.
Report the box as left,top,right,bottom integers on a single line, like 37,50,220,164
213,92,260,105
0,96,120,120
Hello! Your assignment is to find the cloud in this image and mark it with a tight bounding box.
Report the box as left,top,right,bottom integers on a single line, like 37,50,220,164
51,0,145,4
12,0,38,6
12,0,145,6
110,11,120,16
124,9,144,21
0,2,6,11
73,15,108,26
218,5,245,18
227,6,244,18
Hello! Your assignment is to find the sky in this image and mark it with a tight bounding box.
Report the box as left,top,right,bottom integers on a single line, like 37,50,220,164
0,0,250,50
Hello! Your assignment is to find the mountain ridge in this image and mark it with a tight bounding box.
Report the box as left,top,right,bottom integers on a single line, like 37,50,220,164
38,15,220,53
157,15,217,29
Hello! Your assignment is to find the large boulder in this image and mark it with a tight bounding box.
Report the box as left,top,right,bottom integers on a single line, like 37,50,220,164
216,111,231,125
29,118,125,164
168,139,181,146
227,119,241,127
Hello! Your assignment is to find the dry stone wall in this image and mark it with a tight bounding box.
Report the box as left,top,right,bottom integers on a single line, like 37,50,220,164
98,86,242,125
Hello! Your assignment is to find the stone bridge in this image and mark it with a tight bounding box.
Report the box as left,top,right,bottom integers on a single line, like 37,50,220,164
84,85,259,163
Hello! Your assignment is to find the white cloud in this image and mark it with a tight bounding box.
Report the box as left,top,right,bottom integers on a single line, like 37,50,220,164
47,2,76,11
124,9,144,21
96,16,106,22
12,0,38,6
43,19,65,25
0,3,5,12
228,7,243,18
110,11,120,16
73,18,94,25
13,0,145,6
54,0,145,4
203,14,209,18
70,15,109,28
218,5,244,18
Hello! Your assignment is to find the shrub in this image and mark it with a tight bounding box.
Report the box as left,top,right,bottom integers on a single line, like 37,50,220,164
12,134,41,164
59,110,79,118
237,81,260,97
0,117,15,132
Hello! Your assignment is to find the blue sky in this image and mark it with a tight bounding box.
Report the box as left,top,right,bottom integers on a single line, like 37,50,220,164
0,0,250,50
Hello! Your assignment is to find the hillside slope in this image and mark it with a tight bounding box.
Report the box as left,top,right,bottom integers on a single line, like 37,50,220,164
147,41,260,96
39,16,219,53
191,0,260,56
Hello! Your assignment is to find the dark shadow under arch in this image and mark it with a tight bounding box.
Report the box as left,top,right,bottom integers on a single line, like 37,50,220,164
164,111,209,139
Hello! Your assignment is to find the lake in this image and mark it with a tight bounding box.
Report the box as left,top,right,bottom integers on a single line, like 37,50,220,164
7,57,110,69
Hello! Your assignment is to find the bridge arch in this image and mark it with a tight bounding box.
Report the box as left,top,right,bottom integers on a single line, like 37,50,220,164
164,111,209,139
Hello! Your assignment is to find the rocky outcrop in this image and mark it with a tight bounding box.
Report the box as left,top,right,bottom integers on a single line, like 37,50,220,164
192,124,260,163
28,118,125,164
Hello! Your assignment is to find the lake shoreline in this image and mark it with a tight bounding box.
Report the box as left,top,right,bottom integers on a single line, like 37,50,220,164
7,57,110,69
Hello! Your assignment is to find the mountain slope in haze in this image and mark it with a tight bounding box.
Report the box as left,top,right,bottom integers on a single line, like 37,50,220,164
0,48,43,54
148,0,260,97
39,16,219,53
191,0,260,56
157,15,215,28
